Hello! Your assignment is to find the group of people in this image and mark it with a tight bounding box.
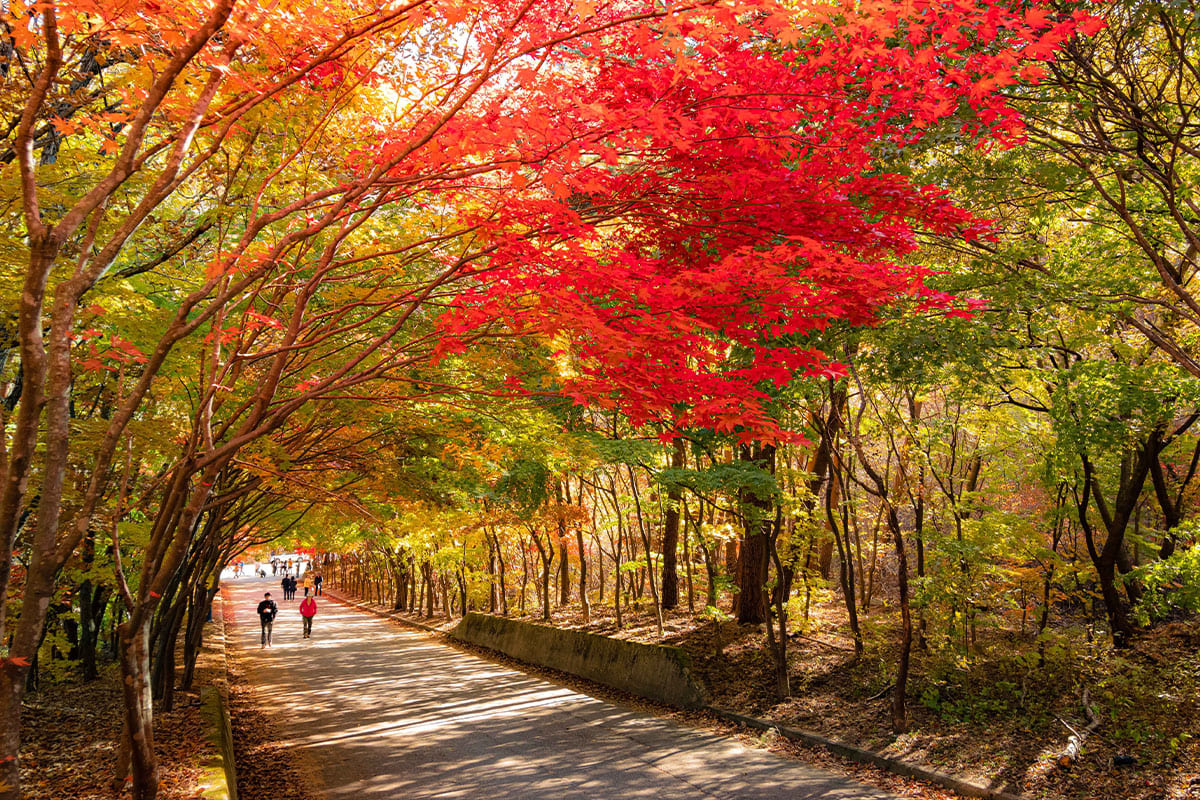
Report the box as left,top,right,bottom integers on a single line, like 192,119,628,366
279,571,322,600
270,556,312,576
252,556,325,647
257,586,320,647
230,560,270,578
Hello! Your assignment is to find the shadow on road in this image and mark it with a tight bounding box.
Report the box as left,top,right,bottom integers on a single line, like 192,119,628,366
224,578,895,800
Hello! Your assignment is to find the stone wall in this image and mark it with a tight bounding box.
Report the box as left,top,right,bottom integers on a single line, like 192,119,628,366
451,612,708,709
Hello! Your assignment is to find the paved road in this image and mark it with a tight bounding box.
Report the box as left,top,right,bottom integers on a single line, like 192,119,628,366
224,578,898,799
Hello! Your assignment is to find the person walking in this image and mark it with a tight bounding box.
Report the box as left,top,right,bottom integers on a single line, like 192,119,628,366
281,574,290,600
299,595,318,638
314,573,323,596
302,572,314,597
257,592,278,648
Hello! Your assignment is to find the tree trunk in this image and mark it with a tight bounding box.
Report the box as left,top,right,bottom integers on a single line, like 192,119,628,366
79,581,109,681
849,419,911,733
556,479,571,606
409,556,418,612
0,659,31,800
519,537,529,614
457,568,467,617
614,502,624,629
660,438,686,610
151,598,187,710
1077,452,1150,647
627,464,664,636
887,505,913,733
487,535,498,613
575,487,591,620
914,489,927,651
425,563,435,619
394,567,408,611
736,443,775,625
764,505,790,697
117,618,158,800
683,499,695,613
182,582,219,691
532,532,553,622
826,471,863,654
495,536,509,616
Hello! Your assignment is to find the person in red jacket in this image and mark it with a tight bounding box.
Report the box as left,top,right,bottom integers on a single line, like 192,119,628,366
299,595,318,639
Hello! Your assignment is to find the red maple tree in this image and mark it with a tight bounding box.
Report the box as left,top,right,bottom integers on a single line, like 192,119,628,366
436,0,1096,441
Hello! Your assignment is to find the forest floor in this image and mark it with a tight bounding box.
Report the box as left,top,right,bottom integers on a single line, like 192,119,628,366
389,596,1200,800
20,613,226,799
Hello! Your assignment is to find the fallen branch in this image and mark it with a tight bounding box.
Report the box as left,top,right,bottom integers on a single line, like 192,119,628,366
1057,688,1099,768
867,682,895,701
788,631,857,652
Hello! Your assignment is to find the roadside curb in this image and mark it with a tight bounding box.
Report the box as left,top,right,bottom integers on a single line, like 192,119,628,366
324,590,444,633
199,686,237,800
198,591,238,800
707,707,1026,800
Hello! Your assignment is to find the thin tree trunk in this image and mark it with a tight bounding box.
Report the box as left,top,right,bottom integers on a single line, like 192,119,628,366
496,536,509,616
531,531,553,622
826,468,863,654
764,505,789,697
556,479,571,607
887,505,913,733
683,498,695,613
425,562,435,619
574,478,591,621
660,438,686,610
487,535,498,613
628,464,664,637
848,416,911,733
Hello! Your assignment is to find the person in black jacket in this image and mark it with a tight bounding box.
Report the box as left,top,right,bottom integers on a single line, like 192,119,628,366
257,592,278,648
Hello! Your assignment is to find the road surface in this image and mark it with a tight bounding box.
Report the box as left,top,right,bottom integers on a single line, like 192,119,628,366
223,578,898,799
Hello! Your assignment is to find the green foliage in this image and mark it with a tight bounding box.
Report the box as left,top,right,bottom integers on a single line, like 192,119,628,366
579,433,659,466
1130,543,1200,626
492,460,552,512
1049,361,1200,453
656,462,778,501
1092,654,1183,759
919,678,1021,723
918,647,1074,728
699,605,732,622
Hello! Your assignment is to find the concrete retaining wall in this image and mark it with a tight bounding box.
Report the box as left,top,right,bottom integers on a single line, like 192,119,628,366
199,591,237,800
199,686,238,800
451,612,708,709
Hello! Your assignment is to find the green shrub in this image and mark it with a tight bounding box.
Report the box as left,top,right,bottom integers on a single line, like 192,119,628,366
1130,545,1200,626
